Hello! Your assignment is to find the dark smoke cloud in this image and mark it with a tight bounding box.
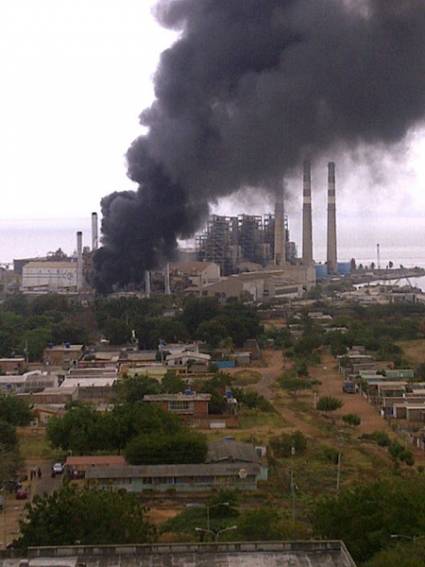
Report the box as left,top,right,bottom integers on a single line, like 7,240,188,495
94,0,425,292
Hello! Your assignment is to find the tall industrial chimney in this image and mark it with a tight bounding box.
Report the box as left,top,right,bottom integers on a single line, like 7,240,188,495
164,263,171,295
76,231,83,291
302,161,313,265
145,270,151,298
274,189,286,266
327,162,337,274
91,212,99,251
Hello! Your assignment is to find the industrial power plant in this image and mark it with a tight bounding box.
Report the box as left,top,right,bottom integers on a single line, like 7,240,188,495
7,162,346,301
195,161,340,276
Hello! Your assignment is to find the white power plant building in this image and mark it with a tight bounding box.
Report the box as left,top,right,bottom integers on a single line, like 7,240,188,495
21,261,78,293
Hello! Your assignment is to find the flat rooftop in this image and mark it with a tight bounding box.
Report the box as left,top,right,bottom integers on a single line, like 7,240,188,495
1,541,357,566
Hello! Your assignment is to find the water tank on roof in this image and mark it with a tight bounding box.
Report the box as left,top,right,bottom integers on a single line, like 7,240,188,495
315,263,328,279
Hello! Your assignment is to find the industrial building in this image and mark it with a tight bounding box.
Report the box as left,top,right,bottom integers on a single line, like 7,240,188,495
196,161,339,281
196,213,297,275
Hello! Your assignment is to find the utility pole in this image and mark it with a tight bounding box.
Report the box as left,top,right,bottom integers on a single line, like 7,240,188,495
336,452,342,494
290,445,296,521
377,243,381,271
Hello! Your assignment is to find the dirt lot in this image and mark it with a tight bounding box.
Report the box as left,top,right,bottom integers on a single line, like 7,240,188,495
309,352,394,435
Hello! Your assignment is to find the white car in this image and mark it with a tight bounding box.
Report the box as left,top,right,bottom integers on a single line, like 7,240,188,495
52,462,64,474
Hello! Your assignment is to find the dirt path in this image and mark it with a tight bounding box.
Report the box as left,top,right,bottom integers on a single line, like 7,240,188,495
309,352,394,435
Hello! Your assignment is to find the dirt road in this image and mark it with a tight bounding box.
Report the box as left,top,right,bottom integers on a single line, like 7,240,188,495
309,352,394,435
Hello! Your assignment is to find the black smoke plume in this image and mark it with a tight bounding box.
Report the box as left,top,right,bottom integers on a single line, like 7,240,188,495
94,0,425,292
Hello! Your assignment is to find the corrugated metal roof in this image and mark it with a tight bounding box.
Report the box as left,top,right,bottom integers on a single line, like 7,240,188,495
144,393,211,402
207,440,259,464
86,462,260,479
65,455,126,467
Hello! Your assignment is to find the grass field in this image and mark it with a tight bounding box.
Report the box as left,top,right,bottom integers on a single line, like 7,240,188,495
397,339,425,365
17,427,58,460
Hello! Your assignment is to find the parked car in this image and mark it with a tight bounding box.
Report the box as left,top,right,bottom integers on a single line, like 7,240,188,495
52,462,64,475
2,480,20,493
16,488,28,500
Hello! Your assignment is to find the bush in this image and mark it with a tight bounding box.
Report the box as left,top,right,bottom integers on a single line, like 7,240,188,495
389,442,415,466
342,414,361,426
270,431,307,458
236,508,284,541
232,388,274,412
279,375,313,391
360,431,391,447
316,397,343,412
320,445,340,464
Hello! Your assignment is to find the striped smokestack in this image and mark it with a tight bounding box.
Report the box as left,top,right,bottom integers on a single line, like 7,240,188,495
302,161,313,265
274,189,286,266
91,212,99,251
327,162,337,274
145,270,151,298
164,263,171,295
76,231,83,291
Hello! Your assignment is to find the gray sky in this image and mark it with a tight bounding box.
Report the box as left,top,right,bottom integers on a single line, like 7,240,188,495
1,0,425,261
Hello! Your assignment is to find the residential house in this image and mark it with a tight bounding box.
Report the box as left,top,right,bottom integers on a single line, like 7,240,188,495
86,462,261,493
0,357,26,374
43,344,84,368
143,393,211,418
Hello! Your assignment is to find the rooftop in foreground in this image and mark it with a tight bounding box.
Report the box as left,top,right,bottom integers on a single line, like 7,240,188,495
1,541,357,566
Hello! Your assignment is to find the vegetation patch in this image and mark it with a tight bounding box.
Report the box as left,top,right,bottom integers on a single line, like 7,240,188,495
342,414,361,426
316,396,343,412
231,370,262,387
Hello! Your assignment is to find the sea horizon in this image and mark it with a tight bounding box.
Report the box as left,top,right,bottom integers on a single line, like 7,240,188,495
1,217,425,271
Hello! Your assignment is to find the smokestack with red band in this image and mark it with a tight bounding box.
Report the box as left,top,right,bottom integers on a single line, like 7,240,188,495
302,161,313,265
145,270,151,298
164,263,171,295
274,189,286,266
91,212,99,251
76,231,83,291
327,162,337,274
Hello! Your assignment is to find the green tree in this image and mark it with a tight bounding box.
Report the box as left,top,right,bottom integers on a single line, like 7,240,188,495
0,419,18,449
365,539,425,567
103,317,131,345
181,297,220,334
313,477,425,562
160,371,186,394
196,319,228,348
17,485,156,548
125,430,207,465
114,376,161,404
0,394,33,426
236,509,284,540
270,431,307,458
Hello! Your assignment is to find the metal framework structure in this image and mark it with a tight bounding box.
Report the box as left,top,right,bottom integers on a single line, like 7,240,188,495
196,213,294,275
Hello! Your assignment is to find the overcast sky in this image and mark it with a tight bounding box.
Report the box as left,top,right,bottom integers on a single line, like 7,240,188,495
1,0,425,261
